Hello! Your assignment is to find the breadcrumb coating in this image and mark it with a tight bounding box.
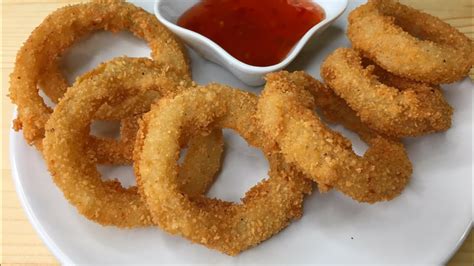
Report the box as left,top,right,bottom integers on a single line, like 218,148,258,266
43,58,223,227
38,0,190,104
134,85,311,255
256,71,412,203
348,0,473,84
321,48,453,137
9,0,191,162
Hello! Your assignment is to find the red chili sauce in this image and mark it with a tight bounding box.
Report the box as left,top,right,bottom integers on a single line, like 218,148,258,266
177,0,325,66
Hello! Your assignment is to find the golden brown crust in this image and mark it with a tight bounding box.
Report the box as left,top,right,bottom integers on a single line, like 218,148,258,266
256,71,412,203
9,0,191,163
347,0,474,84
321,48,453,137
13,56,189,163
134,85,311,255
42,58,223,227
38,0,190,105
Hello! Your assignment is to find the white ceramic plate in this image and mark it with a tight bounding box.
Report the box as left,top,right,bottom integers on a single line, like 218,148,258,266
10,0,472,264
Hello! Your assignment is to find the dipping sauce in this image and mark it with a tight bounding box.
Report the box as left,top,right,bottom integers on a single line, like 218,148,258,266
177,0,325,66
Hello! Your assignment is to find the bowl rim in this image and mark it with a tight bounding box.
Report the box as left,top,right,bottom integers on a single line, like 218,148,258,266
154,0,348,73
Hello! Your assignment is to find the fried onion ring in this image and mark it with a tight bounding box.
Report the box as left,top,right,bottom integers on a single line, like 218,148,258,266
348,0,474,84
134,85,312,255
321,48,453,137
9,0,191,150
256,71,412,203
38,0,190,105
14,56,191,164
43,60,223,228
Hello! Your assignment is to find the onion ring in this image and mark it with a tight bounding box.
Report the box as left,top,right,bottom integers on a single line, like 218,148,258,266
321,48,453,137
38,0,191,105
14,56,190,164
347,0,474,84
134,84,312,255
42,59,223,228
256,71,412,203
9,0,191,149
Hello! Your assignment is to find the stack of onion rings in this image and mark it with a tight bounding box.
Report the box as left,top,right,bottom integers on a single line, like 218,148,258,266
43,58,223,227
134,84,312,255
10,0,191,163
321,48,453,137
256,71,412,203
42,57,189,164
